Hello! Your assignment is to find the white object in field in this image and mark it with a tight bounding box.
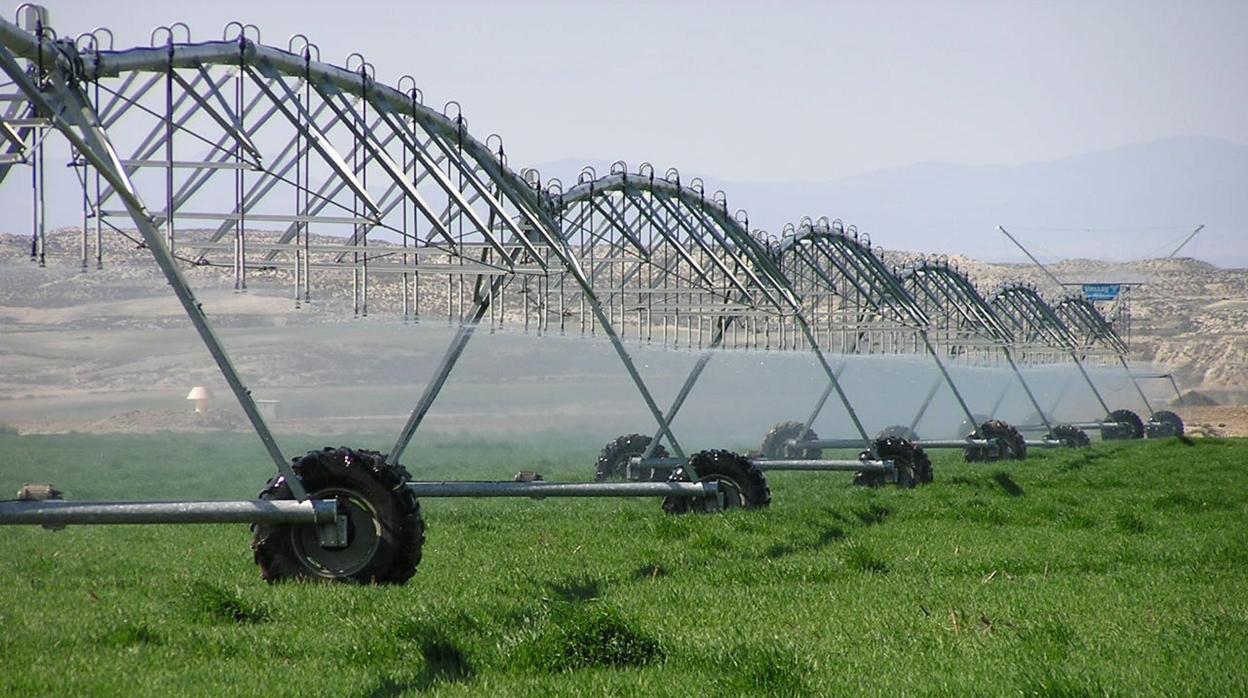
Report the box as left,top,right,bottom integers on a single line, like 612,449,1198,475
186,386,209,413
256,399,280,420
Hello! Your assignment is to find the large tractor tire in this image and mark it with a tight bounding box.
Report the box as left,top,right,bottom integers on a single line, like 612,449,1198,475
252,447,424,584
759,421,821,460
595,433,669,481
1145,410,1185,439
1046,423,1091,448
964,420,1027,462
662,450,771,514
853,437,924,488
1101,409,1145,441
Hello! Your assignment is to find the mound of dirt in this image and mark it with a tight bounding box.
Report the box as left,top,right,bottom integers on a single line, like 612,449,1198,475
1174,390,1218,407
1174,406,1248,438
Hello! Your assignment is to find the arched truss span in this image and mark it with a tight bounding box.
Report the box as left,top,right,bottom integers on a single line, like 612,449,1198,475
900,260,1014,364
770,217,929,354
541,168,795,350
1054,297,1129,358
988,284,1080,364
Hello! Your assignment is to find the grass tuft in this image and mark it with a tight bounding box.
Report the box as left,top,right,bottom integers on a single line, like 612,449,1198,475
99,621,161,648
844,541,890,574
1114,511,1148,534
713,641,812,695
1019,664,1107,698
516,604,663,672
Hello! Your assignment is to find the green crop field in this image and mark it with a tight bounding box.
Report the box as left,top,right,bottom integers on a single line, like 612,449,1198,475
1,433,1246,696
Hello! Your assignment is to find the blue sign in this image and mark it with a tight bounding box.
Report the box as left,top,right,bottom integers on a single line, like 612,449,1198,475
1082,284,1121,301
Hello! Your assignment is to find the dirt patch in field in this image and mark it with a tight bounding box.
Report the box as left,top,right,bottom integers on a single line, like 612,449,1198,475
1173,406,1248,438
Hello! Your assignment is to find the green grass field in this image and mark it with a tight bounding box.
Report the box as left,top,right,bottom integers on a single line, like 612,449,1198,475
1,433,1246,696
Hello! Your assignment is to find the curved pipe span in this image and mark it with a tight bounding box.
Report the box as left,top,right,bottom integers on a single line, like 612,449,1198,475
900,260,1015,353
1054,296,1130,355
773,217,929,331
555,170,790,316
988,284,1081,357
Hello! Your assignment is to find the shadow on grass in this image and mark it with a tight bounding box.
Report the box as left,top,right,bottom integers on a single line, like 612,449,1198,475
366,639,474,696
992,472,1026,497
853,503,892,526
387,620,475,692
763,525,846,560
99,621,161,649
1017,663,1106,698
185,581,270,625
1114,511,1148,534
1057,449,1112,473
546,574,604,603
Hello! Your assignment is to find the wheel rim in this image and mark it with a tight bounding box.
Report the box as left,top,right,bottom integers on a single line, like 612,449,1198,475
290,486,382,578
700,476,744,511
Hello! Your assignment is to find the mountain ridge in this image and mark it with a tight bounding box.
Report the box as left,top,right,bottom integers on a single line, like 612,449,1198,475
533,135,1247,268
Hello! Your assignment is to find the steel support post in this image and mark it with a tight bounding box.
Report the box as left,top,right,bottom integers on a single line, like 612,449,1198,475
988,384,1009,417
920,331,977,425
1068,350,1113,415
487,179,688,460
797,363,847,439
387,280,498,466
795,312,872,449
904,375,945,434
1166,374,1182,404
1019,375,1073,431
1003,349,1052,431
1118,355,1155,416
640,316,734,459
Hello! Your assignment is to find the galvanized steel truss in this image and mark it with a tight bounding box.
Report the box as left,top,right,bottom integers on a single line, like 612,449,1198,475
0,10,1156,484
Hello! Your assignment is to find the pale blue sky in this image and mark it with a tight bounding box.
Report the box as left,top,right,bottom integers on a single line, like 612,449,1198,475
3,0,1245,265
11,0,1246,181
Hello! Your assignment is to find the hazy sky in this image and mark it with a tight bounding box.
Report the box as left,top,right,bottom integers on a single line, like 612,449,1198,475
10,0,1246,182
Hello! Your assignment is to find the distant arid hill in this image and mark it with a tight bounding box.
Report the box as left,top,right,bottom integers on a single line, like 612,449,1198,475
883,253,1247,400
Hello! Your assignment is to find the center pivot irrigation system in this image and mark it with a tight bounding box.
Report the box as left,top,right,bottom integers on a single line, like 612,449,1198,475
0,8,1180,583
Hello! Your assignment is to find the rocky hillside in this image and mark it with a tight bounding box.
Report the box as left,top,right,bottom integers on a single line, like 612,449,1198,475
883,253,1247,399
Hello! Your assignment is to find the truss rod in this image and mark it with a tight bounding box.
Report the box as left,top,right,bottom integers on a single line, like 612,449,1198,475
0,41,306,500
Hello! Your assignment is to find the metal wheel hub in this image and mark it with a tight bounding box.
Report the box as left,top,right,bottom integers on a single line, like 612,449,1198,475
292,487,381,578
